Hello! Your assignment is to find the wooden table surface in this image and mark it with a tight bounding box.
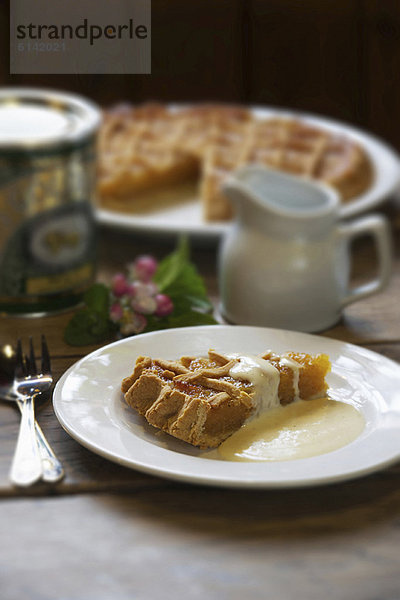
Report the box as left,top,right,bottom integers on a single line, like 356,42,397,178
0,200,399,600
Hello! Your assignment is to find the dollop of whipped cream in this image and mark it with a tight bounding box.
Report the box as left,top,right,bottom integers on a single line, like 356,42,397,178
226,354,281,415
226,353,302,417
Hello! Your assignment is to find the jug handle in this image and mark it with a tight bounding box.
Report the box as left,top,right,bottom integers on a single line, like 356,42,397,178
338,214,392,307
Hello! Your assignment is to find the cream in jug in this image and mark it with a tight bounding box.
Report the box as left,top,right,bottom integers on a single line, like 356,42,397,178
219,166,391,332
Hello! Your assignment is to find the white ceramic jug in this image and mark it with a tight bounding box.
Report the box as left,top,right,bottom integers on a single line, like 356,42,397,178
219,166,392,332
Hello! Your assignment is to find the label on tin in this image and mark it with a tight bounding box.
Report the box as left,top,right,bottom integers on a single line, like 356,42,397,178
0,202,96,297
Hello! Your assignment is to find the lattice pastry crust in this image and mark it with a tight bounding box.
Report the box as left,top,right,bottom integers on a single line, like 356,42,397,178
99,103,374,222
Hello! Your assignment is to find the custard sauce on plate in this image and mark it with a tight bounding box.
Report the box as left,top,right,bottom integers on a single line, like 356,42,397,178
217,398,365,462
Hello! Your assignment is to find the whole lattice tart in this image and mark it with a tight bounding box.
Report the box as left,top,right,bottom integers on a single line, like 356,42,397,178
99,103,374,222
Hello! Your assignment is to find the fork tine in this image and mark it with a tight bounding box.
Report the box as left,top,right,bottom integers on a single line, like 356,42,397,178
14,339,25,379
27,337,37,376
41,335,51,375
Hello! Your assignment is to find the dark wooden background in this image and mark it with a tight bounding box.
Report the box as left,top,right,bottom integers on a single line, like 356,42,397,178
1,0,400,150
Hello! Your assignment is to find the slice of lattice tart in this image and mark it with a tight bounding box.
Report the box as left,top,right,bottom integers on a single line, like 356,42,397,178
121,349,331,449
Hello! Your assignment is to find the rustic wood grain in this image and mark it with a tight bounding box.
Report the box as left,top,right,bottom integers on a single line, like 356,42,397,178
1,484,400,600
364,0,400,148
247,0,367,125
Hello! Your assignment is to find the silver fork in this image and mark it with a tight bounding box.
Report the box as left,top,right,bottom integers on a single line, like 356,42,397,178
9,336,61,486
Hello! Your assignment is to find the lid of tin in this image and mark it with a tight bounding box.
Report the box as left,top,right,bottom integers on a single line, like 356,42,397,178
0,88,101,151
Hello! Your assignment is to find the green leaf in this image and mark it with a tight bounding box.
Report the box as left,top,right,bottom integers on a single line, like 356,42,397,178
143,315,170,333
64,282,115,346
164,263,208,298
64,309,116,346
154,236,189,292
166,310,218,329
83,283,110,316
154,237,212,311
144,309,217,334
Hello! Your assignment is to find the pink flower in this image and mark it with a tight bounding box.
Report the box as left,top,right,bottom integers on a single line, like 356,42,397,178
120,312,147,335
109,302,123,323
111,273,129,297
125,283,138,298
154,294,174,317
130,255,158,283
129,281,158,299
131,295,157,315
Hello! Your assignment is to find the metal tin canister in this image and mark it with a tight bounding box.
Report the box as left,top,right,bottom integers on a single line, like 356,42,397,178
0,88,101,315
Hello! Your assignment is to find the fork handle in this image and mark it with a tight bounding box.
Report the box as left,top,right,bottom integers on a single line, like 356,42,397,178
34,420,64,482
10,395,42,486
15,398,64,482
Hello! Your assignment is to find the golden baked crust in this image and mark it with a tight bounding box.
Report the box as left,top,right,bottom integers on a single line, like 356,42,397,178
98,103,374,222
121,349,331,448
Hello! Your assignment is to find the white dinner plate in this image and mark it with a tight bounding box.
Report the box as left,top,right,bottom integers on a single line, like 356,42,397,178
53,325,400,488
95,106,400,238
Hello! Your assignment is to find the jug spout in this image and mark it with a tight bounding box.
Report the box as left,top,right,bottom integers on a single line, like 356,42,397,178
221,177,272,229
221,179,254,211
222,165,339,231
